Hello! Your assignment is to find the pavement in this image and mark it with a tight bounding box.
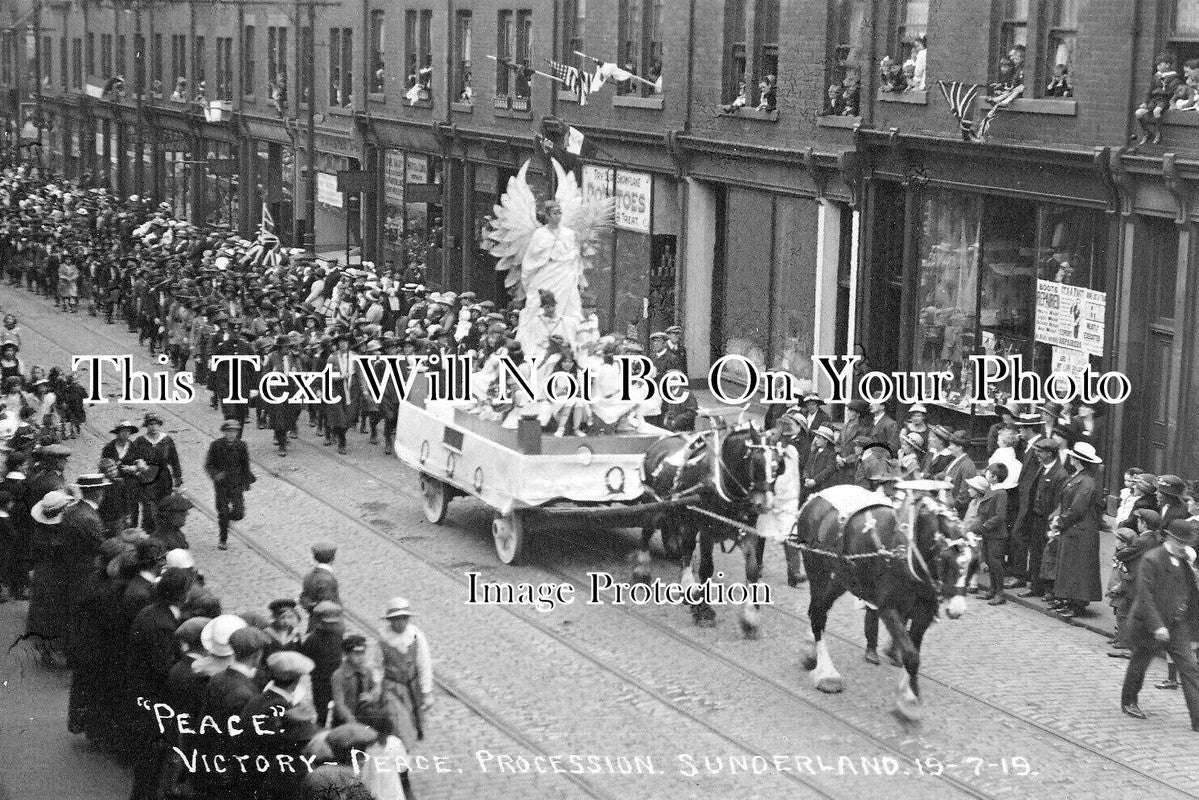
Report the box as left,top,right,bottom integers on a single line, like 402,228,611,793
0,285,1195,800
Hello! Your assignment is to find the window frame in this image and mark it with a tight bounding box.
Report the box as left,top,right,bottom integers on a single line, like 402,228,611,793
152,33,163,92
59,35,67,90
369,10,385,95
495,9,513,96
561,0,585,70
243,25,255,96
514,9,533,100
889,0,929,65
100,33,112,79
194,35,206,86
116,34,125,80
722,0,778,110
1168,0,1199,67
824,0,866,117
453,9,473,103
86,32,94,80
41,35,51,87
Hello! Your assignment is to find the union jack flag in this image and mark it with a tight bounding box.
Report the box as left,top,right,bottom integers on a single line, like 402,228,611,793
546,58,588,105
937,81,981,142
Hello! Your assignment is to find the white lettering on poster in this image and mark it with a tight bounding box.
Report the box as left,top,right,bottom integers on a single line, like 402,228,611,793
582,165,614,206
316,172,343,208
405,155,428,186
384,152,406,206
614,170,651,233
1035,279,1105,357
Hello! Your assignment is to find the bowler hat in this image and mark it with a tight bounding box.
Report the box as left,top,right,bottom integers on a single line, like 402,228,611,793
1015,413,1042,427
73,473,112,491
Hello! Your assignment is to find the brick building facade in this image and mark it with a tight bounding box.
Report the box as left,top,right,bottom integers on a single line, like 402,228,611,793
3,0,1199,478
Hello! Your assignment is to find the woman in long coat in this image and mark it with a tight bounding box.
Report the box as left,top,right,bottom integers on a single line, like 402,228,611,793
1049,443,1105,617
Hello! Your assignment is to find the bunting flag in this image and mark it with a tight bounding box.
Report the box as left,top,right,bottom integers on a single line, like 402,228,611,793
937,80,981,142
545,58,588,105
977,86,1022,141
565,125,587,156
260,203,275,236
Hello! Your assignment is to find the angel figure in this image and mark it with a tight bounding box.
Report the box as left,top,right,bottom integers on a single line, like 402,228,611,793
481,158,613,347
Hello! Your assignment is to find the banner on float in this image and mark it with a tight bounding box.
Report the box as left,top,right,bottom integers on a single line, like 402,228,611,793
1035,279,1105,357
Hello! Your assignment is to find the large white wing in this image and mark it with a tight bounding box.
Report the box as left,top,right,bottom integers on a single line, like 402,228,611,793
481,160,539,301
553,158,614,282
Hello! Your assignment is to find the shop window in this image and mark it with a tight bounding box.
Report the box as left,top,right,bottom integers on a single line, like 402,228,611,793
404,10,432,104
495,8,533,105
101,34,112,79
825,0,865,116
721,0,777,112
454,10,473,103
243,26,255,96
561,0,585,70
369,11,385,94
616,0,663,96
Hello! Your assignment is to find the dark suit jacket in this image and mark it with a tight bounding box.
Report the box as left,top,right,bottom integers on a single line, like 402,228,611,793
941,452,978,513
1011,435,1045,531
867,413,901,454
198,666,262,786
1033,461,1069,518
120,573,157,632
125,601,180,704
976,488,1009,539
299,567,341,617
204,437,253,489
805,444,839,494
1127,545,1199,646
299,627,345,722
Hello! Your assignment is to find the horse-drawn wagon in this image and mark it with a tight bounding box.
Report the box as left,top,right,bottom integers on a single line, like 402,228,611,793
394,396,681,564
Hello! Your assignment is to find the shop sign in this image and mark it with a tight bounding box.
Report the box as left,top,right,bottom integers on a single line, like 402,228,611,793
405,155,428,185
384,151,405,206
1034,279,1105,357
614,170,651,233
1051,345,1090,376
316,172,343,208
582,165,614,205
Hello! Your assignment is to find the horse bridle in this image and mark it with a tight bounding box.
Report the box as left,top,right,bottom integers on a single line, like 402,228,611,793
900,498,975,596
711,425,782,506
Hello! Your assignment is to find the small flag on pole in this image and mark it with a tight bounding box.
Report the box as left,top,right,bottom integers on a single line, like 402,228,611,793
546,58,588,104
936,80,981,142
260,203,275,236
977,86,1022,141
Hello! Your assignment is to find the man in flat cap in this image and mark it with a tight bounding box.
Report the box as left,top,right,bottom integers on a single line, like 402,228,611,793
197,626,272,799
299,542,341,631
300,601,346,725
331,633,380,725
153,492,194,551
243,650,319,799
204,420,255,550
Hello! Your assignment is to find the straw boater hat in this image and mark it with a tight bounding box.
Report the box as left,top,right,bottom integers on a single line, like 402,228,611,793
72,473,112,492
966,475,992,494
200,614,248,658
32,490,76,524
1066,441,1102,465
382,597,414,619
812,425,837,444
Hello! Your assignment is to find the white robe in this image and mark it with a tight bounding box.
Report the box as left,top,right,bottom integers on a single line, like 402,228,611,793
757,444,801,543
519,225,583,333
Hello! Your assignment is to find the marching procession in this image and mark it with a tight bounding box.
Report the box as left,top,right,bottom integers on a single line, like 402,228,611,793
0,148,1197,800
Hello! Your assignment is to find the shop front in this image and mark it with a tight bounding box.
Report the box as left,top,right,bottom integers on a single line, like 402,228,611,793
581,166,680,344
251,140,294,245
864,179,1114,444
380,148,443,282
201,139,238,228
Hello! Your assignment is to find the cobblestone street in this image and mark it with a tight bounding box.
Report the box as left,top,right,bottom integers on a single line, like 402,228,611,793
2,283,1198,799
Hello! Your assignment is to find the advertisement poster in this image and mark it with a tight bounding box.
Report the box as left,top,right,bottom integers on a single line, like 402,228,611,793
1034,279,1105,357
614,169,652,233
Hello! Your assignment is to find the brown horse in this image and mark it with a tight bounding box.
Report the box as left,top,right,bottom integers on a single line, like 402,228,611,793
634,423,783,637
792,486,973,721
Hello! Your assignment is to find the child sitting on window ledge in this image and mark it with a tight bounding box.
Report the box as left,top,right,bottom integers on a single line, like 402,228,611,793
1135,53,1182,144
839,68,861,116
1172,58,1199,111
987,57,1024,105
879,56,907,93
1045,63,1073,97
756,75,777,112
720,79,748,114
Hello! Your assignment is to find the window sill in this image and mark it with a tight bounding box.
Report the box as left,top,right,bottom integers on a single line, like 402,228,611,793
817,114,861,128
494,107,533,121
367,92,386,104
405,99,433,110
1164,110,1199,127
612,94,663,110
992,97,1076,116
879,89,927,105
328,105,354,116
450,101,474,114
720,107,778,121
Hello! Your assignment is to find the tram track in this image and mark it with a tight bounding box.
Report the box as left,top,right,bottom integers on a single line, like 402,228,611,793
19,291,1196,799
16,297,849,800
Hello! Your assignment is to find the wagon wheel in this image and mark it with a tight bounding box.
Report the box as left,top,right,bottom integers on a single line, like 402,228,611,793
419,473,450,524
492,510,527,565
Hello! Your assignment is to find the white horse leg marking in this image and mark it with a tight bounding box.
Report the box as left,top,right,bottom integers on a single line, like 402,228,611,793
680,565,696,590
813,639,844,693
800,631,817,671
631,549,652,584
739,585,762,639
894,670,922,722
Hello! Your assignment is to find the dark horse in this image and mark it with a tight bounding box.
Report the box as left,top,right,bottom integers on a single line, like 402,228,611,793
793,484,973,721
634,420,783,637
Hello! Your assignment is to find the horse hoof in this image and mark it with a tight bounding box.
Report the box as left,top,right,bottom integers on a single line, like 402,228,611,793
787,573,808,587
864,649,880,665
816,676,844,694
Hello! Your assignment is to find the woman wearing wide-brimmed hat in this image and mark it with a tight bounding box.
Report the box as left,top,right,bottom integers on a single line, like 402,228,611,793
134,412,183,533
100,419,152,529
1046,442,1106,618
24,489,78,663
